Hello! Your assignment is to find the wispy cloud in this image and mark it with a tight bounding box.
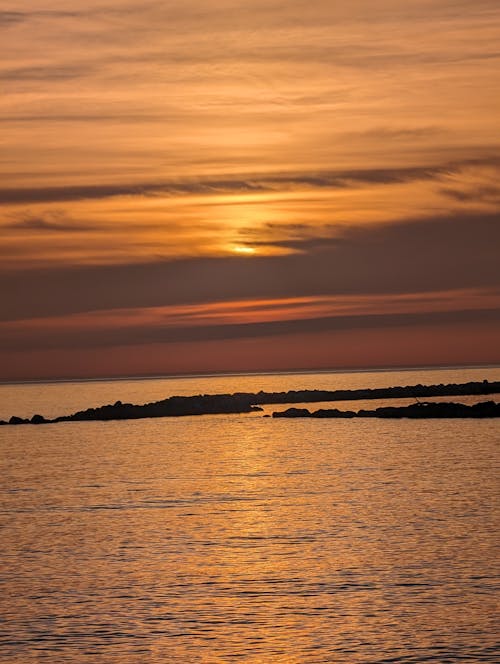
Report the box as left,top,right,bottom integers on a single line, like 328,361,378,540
3,211,96,232
1,158,497,205
0,64,92,82
3,286,499,350
0,11,25,27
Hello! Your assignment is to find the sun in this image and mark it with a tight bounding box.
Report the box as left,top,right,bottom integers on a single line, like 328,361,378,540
231,245,257,255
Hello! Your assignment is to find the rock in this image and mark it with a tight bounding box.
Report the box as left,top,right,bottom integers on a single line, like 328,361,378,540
272,408,311,418
311,408,356,418
9,416,27,425
271,401,500,419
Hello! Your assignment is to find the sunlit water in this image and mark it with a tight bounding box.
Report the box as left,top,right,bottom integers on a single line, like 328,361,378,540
1,367,499,662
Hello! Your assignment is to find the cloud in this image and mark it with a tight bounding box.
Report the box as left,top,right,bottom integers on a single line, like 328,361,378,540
440,185,500,205
1,158,496,206
1,304,499,353
2,286,499,353
0,64,92,82
1,211,498,323
3,211,96,233
0,112,165,124
0,9,82,28
0,11,25,27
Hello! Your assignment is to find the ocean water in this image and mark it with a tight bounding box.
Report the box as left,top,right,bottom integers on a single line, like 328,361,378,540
1,367,499,663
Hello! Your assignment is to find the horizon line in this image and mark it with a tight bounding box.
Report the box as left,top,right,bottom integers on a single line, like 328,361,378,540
1,362,499,388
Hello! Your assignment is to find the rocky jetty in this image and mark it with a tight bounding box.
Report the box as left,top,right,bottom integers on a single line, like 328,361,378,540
248,379,500,405
3,379,499,425
3,394,261,425
272,401,500,419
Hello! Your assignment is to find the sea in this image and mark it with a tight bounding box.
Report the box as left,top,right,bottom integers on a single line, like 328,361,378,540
1,366,499,663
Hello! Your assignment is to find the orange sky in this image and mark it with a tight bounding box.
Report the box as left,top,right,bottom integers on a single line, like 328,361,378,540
1,1,499,380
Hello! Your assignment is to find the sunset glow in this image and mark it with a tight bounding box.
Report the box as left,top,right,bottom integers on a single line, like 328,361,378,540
231,246,257,255
1,0,499,380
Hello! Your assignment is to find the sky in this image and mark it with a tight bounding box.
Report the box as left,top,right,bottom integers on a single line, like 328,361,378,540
1,0,499,381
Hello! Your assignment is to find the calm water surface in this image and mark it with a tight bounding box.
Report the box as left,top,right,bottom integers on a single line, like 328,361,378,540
1,368,499,662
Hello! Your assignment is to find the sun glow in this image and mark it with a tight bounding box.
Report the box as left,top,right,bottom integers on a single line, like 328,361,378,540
232,245,257,255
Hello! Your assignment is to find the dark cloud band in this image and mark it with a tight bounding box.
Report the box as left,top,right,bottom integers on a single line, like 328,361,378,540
1,211,499,323
2,159,496,205
1,307,499,353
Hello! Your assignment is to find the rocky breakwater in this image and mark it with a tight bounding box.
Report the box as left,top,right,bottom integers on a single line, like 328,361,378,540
272,401,500,419
2,379,499,425
251,379,500,405
1,393,262,426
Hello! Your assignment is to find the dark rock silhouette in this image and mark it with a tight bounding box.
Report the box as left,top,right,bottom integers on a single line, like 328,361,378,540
3,379,499,425
53,394,261,423
273,407,311,418
272,400,500,419
249,379,500,405
312,408,356,418
30,414,47,424
9,415,28,425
